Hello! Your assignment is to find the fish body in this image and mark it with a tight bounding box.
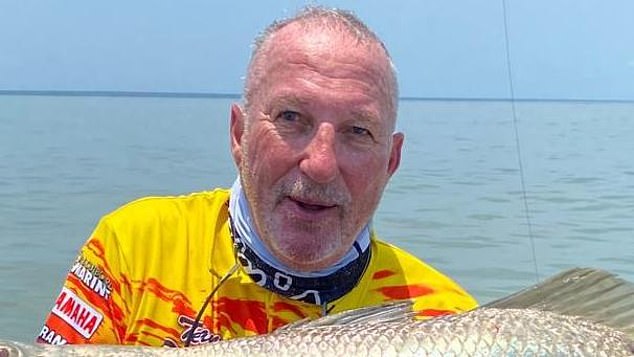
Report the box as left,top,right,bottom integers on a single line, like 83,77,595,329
208,308,633,356
2,268,634,356
1,308,632,356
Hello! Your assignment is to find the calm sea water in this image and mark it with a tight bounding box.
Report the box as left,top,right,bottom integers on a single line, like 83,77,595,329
1,94,633,341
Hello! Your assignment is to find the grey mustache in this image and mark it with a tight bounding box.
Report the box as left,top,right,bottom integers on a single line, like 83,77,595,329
283,179,350,205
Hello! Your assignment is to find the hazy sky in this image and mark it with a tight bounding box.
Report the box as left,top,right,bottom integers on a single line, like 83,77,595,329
1,1,633,100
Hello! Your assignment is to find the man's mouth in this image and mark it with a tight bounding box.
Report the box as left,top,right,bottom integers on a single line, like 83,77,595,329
290,197,336,211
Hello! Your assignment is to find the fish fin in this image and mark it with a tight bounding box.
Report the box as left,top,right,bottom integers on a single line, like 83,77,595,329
275,300,414,332
485,267,634,339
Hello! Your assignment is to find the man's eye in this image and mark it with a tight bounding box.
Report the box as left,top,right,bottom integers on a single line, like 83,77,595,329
351,126,371,136
278,111,300,122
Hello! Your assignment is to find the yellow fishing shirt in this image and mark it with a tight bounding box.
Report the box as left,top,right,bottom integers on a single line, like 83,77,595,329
38,189,477,346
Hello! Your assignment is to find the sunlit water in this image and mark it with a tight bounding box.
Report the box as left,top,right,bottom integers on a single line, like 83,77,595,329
1,95,632,341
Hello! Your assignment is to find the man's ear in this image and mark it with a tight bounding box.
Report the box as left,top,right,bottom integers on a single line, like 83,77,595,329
387,132,404,177
230,103,245,168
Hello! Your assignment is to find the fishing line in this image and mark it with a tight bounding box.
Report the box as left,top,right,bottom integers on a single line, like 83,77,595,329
501,0,540,281
185,263,239,347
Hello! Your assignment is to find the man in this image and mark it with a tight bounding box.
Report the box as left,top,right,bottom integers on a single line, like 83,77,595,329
38,7,477,347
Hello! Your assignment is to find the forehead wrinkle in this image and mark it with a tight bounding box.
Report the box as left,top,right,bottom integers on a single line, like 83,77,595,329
249,25,396,124
266,58,389,106
267,94,309,111
349,108,379,122
261,58,382,104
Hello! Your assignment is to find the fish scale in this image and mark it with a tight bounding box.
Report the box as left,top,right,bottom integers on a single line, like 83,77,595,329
178,308,632,356
0,308,632,356
1,268,634,356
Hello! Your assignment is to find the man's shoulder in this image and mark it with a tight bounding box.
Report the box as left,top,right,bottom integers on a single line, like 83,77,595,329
370,237,431,270
367,236,477,303
94,188,231,248
104,188,230,223
369,237,462,284
364,236,478,312
86,188,232,273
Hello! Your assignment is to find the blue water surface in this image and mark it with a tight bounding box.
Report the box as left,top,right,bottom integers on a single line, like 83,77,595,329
0,95,632,341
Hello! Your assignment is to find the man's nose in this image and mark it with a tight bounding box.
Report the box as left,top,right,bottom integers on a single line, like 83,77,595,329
299,123,338,184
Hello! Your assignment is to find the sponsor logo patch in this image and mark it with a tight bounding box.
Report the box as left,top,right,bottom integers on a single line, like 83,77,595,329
178,315,221,345
38,325,68,345
70,256,112,299
52,287,103,338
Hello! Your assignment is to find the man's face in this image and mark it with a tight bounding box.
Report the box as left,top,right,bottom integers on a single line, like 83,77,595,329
231,24,403,271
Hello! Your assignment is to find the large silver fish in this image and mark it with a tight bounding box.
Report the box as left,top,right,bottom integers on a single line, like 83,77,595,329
2,267,633,356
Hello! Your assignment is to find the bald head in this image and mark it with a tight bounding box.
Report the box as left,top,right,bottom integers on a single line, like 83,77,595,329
243,7,399,126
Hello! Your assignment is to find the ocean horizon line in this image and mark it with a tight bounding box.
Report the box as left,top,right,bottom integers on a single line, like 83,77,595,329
0,90,240,99
1,89,633,104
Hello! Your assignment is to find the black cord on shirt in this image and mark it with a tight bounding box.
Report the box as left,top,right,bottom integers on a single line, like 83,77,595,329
184,263,239,347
